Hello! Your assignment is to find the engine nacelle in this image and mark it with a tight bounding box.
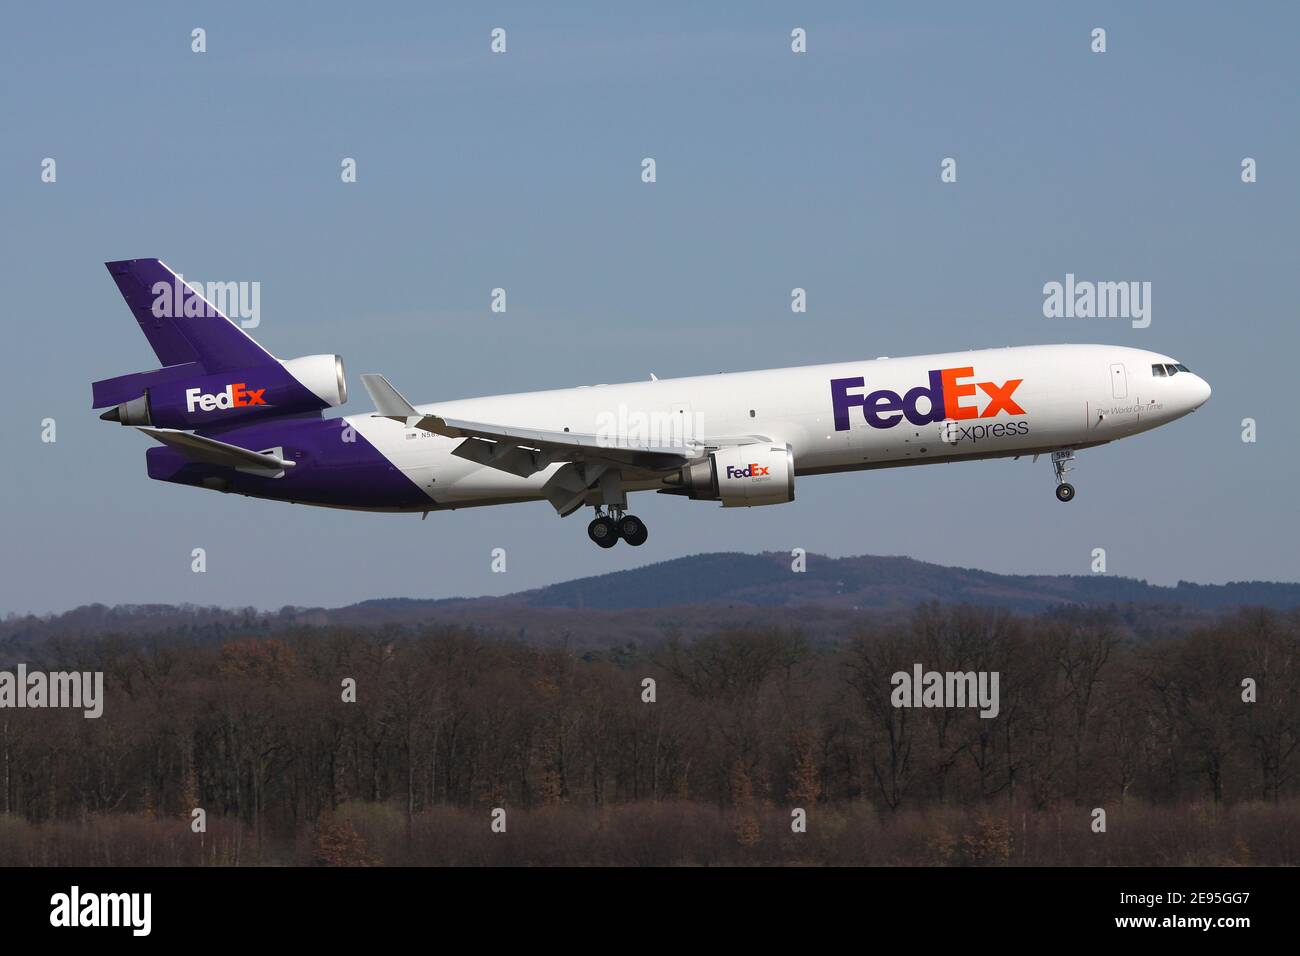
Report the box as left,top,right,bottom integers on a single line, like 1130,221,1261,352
280,354,348,408
665,442,795,507
97,354,347,429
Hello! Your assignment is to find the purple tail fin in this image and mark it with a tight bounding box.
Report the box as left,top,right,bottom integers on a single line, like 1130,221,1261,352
105,259,273,372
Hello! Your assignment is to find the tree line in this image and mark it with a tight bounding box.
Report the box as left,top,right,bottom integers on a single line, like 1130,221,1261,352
1,604,1296,845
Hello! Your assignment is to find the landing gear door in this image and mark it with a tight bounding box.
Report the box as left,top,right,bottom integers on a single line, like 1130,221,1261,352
1109,363,1128,399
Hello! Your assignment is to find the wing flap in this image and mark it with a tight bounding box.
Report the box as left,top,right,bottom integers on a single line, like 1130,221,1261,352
360,373,696,474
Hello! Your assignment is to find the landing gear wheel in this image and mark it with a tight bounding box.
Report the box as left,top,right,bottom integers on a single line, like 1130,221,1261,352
1050,450,1077,503
587,516,619,548
618,515,648,547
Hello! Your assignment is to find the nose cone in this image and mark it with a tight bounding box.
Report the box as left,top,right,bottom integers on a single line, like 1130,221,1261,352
1192,374,1212,409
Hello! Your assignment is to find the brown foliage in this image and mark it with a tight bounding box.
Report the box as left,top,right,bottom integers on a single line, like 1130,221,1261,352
0,605,1295,866
0,799,1295,866
311,814,379,867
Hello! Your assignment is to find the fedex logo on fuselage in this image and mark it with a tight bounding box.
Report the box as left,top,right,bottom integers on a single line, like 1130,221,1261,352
830,367,1025,431
726,463,770,480
185,383,268,413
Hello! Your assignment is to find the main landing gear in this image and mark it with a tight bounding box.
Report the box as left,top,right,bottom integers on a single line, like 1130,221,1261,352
587,508,648,548
1051,450,1076,502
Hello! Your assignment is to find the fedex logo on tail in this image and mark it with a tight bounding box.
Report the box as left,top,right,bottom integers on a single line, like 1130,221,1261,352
831,367,1024,431
185,383,268,413
726,463,771,479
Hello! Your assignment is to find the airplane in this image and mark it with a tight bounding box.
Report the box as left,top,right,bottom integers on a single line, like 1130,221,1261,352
94,259,1212,548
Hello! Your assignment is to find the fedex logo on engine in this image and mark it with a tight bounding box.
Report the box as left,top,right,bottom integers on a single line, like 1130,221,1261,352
726,462,771,480
185,383,268,413
830,367,1025,431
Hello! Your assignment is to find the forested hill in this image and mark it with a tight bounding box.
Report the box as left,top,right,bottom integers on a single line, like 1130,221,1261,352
354,551,1300,613
2,553,1297,656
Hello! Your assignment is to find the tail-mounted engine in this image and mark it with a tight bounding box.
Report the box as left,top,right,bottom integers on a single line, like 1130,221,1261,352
96,354,347,428
662,442,795,507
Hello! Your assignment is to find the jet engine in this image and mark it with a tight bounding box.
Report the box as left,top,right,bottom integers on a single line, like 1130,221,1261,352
97,354,347,429
662,442,795,507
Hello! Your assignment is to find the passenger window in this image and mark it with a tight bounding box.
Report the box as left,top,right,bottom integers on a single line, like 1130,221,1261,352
1152,364,1166,377
1165,364,1179,376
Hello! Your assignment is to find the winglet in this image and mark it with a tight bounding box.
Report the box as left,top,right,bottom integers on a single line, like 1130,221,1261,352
360,373,423,426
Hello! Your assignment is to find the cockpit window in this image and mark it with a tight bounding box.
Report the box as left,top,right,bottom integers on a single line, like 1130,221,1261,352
1152,363,1167,377
1165,364,1179,376
1175,364,1190,373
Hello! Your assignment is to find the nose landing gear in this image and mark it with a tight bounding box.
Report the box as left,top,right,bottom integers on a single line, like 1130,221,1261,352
1051,450,1076,502
587,508,648,548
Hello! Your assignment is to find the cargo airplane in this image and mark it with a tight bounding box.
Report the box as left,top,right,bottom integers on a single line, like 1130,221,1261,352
95,260,1211,547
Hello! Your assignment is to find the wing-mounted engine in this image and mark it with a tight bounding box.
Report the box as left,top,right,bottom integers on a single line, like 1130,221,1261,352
662,442,795,506
95,354,347,428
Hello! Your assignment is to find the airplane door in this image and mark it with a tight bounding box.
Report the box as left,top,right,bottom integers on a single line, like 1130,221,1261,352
1109,363,1128,399
1094,363,1138,434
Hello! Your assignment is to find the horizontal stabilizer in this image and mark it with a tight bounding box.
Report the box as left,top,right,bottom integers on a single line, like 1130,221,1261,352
92,362,203,409
136,427,294,476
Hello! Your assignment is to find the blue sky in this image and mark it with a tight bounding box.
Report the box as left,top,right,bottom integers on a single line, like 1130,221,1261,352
2,2,1297,613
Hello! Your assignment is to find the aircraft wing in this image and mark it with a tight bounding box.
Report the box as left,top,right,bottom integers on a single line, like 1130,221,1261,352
360,373,697,477
136,426,295,476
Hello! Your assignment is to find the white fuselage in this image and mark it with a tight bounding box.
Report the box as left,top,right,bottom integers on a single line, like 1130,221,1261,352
346,344,1210,510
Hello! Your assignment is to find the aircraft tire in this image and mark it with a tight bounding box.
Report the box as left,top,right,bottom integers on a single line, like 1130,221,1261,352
619,515,648,547
588,516,619,547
